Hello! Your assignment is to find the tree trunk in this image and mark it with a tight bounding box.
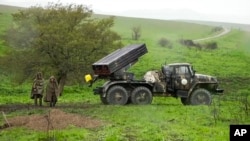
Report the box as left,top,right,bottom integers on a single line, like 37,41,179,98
57,73,67,96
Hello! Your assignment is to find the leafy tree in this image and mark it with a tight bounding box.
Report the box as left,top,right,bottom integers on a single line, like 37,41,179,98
4,3,122,95
131,25,141,40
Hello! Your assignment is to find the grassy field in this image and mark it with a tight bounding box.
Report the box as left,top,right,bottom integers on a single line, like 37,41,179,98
1,5,250,141
0,4,22,55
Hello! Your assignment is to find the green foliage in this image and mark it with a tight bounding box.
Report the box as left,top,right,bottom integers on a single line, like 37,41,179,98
1,3,122,94
203,41,218,50
158,37,173,48
131,25,141,40
0,13,12,56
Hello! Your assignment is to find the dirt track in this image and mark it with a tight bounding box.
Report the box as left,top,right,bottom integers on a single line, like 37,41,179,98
0,105,104,131
193,27,231,42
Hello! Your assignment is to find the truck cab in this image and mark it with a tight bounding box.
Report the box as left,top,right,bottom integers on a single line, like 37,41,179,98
156,63,223,105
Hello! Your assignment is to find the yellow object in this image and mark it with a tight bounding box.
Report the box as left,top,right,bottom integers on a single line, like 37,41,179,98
85,74,92,83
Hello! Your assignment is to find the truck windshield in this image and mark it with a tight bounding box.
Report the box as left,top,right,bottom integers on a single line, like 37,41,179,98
176,66,189,74
189,66,194,76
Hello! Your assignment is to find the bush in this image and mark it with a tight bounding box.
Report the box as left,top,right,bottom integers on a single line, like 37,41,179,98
211,26,223,33
179,39,218,50
204,42,218,50
179,39,195,47
158,38,173,48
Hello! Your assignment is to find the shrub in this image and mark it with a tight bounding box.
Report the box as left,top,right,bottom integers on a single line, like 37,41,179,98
204,42,218,50
158,38,173,48
179,39,201,50
211,26,223,33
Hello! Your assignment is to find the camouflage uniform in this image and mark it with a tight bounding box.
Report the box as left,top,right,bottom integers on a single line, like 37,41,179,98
44,76,59,107
31,72,44,106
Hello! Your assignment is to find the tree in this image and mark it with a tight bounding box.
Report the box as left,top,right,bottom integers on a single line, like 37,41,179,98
4,3,122,95
131,25,141,40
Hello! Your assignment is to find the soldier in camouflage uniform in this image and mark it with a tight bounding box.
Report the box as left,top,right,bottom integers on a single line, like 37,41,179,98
44,76,59,107
31,72,44,106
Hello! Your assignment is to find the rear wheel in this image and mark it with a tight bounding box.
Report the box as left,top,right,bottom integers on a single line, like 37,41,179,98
131,87,153,105
106,85,128,105
180,98,190,105
190,88,212,105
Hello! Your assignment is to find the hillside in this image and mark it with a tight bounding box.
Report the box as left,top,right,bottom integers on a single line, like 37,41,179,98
0,4,250,141
181,20,250,31
0,4,24,13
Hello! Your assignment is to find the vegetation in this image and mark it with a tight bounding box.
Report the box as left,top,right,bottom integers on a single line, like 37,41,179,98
131,25,141,40
1,3,122,95
0,4,250,141
158,37,173,48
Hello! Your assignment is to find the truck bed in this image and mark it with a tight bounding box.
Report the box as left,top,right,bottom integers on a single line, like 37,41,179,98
92,44,147,76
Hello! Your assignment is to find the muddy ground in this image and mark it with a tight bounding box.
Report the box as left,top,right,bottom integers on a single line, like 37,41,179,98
0,104,104,131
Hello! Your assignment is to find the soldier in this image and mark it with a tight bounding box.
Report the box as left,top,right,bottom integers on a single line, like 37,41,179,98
31,72,44,106
44,76,59,107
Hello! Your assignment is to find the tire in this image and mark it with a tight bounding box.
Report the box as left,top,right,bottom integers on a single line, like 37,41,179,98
190,88,212,105
100,95,108,105
131,87,153,105
180,98,190,105
106,85,128,105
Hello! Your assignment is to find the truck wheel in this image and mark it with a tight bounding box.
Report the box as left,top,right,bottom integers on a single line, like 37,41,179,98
100,95,108,105
126,97,132,104
131,87,152,105
190,88,212,105
106,85,128,105
181,98,190,105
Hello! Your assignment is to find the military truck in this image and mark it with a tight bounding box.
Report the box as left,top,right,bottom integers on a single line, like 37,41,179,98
85,43,223,105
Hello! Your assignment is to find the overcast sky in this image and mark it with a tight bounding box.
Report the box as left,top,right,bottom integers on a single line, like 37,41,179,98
1,0,249,24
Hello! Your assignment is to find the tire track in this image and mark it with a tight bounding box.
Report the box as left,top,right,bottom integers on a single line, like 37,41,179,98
193,27,231,42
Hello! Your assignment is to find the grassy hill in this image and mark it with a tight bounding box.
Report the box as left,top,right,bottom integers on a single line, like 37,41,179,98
181,20,250,31
0,5,250,141
0,5,20,55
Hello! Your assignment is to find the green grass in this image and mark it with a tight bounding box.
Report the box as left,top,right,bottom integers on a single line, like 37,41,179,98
1,87,249,140
1,5,250,141
0,5,20,55
112,16,214,41
0,13,12,55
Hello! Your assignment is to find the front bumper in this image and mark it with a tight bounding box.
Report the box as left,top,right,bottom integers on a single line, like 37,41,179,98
215,88,224,94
